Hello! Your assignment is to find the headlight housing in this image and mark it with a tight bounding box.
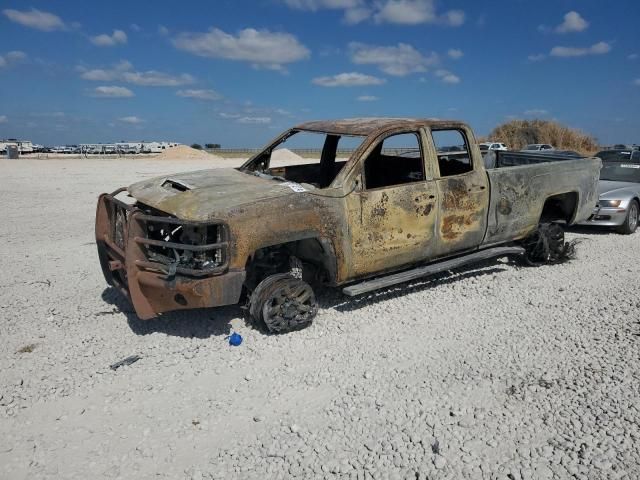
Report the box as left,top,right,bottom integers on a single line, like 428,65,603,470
599,199,622,208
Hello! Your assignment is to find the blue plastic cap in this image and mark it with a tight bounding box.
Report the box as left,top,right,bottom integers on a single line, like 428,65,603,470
228,332,243,346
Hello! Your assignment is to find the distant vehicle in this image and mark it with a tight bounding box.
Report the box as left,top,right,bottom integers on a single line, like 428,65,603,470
579,162,640,234
15,140,33,154
595,149,640,164
523,144,555,151
142,142,164,153
479,142,508,152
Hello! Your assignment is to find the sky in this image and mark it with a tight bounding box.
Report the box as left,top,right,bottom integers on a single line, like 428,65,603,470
0,0,639,147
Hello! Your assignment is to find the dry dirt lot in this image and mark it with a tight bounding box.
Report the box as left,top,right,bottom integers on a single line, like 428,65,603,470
1,157,639,480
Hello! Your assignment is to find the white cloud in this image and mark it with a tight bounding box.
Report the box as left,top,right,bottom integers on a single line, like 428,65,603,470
237,116,271,124
628,54,638,61
555,11,589,34
349,42,438,76
343,7,371,24
173,27,310,71
78,61,195,87
282,0,362,10
280,0,463,26
634,79,640,86
176,89,222,101
550,41,611,58
357,95,378,101
130,23,141,32
219,112,242,119
312,72,386,87
524,109,548,116
158,25,169,36
2,8,65,31
447,48,463,60
90,29,127,47
91,86,134,98
0,115,7,123
6,50,27,61
528,53,546,62
31,112,65,118
118,116,144,124
435,69,460,84
373,0,464,26
123,71,195,86
0,50,28,68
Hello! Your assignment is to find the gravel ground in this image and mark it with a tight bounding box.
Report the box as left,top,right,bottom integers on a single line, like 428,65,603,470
1,157,639,480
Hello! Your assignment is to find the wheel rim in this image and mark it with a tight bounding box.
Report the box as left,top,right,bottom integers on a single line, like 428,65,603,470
629,203,638,231
263,279,317,332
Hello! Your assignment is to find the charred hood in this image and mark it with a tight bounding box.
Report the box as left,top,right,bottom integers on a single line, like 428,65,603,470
127,168,310,221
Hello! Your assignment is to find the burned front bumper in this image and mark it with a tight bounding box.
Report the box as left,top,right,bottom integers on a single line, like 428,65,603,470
95,189,245,319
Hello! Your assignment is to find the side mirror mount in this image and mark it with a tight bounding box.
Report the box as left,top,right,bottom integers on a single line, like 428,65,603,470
352,174,363,193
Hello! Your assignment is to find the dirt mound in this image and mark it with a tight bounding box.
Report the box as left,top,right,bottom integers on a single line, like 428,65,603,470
157,145,218,160
271,148,304,164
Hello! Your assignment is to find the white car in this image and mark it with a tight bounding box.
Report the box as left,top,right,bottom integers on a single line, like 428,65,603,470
523,144,555,151
479,142,508,153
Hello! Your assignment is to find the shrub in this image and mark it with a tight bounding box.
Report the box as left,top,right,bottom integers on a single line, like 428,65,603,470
487,119,599,155
190,143,203,150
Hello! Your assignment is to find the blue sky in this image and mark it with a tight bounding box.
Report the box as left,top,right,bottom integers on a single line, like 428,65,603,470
0,0,638,146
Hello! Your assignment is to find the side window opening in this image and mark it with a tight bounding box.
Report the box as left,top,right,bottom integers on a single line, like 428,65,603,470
432,129,473,177
364,133,424,189
245,131,364,188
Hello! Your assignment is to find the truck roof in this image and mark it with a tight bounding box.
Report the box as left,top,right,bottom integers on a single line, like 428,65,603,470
294,117,465,136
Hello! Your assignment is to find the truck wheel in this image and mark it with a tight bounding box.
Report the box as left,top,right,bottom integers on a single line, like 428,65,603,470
249,274,317,333
616,200,639,235
522,223,569,266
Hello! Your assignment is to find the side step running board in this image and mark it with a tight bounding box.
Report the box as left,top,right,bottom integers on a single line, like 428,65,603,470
342,246,525,297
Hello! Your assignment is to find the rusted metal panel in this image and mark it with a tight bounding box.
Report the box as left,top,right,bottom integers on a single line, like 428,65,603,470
435,173,489,254
346,181,438,278
295,118,465,136
483,157,601,245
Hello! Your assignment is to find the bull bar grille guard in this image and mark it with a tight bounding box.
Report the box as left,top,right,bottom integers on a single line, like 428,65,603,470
97,189,230,291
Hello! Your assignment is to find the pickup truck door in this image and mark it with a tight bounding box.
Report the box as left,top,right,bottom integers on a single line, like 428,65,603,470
345,130,439,278
428,127,490,256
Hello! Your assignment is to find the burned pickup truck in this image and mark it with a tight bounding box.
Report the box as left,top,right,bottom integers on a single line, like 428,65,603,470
96,119,600,333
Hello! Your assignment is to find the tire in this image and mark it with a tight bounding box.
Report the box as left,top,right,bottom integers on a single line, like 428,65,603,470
249,274,317,333
616,200,639,235
522,223,568,266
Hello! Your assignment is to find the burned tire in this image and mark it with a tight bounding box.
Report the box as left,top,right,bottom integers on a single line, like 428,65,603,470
616,200,639,235
522,223,572,266
249,274,317,333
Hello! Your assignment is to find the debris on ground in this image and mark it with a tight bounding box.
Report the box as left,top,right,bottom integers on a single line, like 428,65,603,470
109,354,141,370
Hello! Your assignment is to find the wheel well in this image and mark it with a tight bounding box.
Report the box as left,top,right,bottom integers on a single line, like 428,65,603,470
244,238,337,290
540,192,578,224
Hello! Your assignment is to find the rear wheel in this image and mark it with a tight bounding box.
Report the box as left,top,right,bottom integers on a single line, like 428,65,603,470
249,274,317,333
522,223,570,266
616,200,639,235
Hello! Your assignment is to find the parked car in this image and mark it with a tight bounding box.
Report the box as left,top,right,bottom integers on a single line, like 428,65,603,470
96,118,600,332
595,149,640,164
579,162,640,234
522,144,555,151
479,142,508,153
